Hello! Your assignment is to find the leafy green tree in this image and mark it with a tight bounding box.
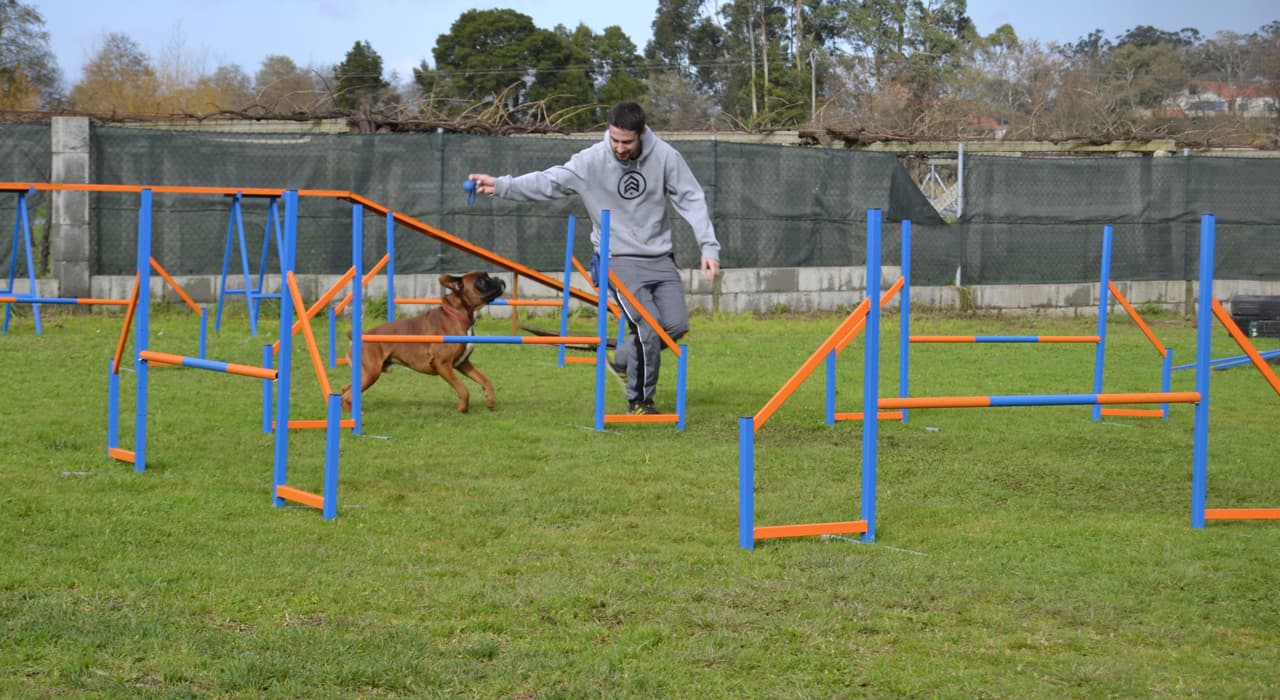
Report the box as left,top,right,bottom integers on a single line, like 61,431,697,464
565,24,648,118
430,9,540,107
334,40,391,110
0,0,62,109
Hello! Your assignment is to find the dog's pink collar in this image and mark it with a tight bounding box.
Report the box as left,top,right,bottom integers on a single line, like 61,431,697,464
441,304,471,326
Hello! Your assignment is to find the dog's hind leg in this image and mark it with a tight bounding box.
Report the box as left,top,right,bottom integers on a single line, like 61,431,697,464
456,360,496,410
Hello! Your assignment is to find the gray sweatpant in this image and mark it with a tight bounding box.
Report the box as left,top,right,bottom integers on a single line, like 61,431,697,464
601,254,689,404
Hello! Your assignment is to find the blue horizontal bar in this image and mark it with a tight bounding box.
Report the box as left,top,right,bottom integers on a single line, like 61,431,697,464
180,356,232,373
443,335,523,344
989,393,1099,407
2,296,71,304
973,336,1045,343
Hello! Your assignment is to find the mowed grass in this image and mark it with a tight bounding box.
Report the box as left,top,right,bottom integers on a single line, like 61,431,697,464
1,303,1278,697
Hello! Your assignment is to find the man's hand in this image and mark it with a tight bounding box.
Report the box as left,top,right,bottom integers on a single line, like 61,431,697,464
700,258,720,282
467,174,497,196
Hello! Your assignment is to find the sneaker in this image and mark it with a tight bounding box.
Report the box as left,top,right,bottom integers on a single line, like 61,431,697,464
628,400,660,415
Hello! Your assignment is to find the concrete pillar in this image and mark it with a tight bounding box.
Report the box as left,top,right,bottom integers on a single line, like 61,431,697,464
51,116,91,298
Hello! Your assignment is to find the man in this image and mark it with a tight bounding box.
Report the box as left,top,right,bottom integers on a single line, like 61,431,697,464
468,101,721,415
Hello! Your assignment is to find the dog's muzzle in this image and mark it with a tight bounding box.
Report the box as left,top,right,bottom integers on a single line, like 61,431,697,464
479,275,506,302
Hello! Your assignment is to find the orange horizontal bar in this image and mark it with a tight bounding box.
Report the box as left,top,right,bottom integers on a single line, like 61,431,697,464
880,395,993,409
1096,392,1199,404
1204,508,1280,520
754,520,868,540
77,298,130,306
107,447,135,463
564,356,597,364
910,335,976,343
395,297,564,307
833,411,906,421
275,485,324,509
139,350,278,380
524,336,600,345
273,419,356,430
602,414,681,424
1099,408,1165,417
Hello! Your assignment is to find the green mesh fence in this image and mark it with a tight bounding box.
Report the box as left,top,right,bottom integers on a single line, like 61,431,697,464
4,123,1279,287
0,123,52,281
957,155,1280,284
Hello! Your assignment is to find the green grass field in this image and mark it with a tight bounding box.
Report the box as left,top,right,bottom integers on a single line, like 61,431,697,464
2,304,1278,697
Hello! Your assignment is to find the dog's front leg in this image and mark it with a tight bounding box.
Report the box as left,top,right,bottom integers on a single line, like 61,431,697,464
435,363,472,413
456,360,496,410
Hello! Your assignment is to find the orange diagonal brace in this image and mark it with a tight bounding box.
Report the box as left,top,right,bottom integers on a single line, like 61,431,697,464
286,271,333,398
1109,281,1167,356
606,269,682,356
149,257,201,313
753,298,872,430
111,275,142,374
1211,298,1280,396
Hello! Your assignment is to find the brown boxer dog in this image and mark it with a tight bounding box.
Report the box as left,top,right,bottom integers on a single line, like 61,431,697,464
341,271,506,413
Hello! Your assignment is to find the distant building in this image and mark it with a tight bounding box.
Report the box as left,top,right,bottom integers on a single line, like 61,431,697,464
1168,80,1278,118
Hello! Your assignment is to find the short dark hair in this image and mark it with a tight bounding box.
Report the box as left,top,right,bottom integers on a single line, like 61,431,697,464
608,101,646,133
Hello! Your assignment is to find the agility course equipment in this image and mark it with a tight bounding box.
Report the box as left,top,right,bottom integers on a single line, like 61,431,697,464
216,190,284,335
739,210,1272,549
820,221,1174,424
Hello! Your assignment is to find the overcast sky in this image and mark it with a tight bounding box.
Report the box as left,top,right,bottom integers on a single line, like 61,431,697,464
36,0,1279,87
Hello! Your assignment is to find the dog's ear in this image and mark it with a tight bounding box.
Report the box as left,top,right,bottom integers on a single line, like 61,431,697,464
438,274,463,294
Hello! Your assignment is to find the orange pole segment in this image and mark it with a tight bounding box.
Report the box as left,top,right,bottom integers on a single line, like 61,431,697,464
286,272,333,398
1204,508,1280,520
275,485,324,510
833,411,907,421
107,447,136,463
1211,298,1280,397
1108,281,1167,356
1097,391,1199,404
1098,408,1165,417
333,253,390,315
111,275,142,375
606,270,682,355
363,334,448,344
754,299,872,430
149,257,201,313
1038,336,1101,343
138,350,278,380
564,356,596,364
271,266,359,355
910,335,978,343
879,395,994,409
603,413,681,424
523,336,600,345
754,520,868,540
75,298,131,306
833,278,903,355
279,419,357,430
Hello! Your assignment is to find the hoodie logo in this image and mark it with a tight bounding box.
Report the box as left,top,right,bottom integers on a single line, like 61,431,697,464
618,171,646,200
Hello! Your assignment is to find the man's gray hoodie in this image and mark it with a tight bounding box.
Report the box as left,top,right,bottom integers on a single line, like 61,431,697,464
493,127,720,262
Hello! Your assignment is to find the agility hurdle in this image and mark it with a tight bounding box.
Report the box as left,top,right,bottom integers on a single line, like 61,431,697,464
822,220,1174,424
739,210,1219,549
354,210,689,431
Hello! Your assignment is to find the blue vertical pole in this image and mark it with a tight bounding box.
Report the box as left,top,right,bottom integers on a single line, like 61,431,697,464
899,219,911,423
262,345,273,434
594,211,611,431
273,190,299,506
675,344,688,431
323,393,341,520
861,209,882,543
824,351,836,425
558,216,577,367
107,359,119,455
738,416,755,549
1191,214,1214,528
1161,348,1173,419
19,191,41,334
134,189,153,472
385,210,395,322
1092,225,1114,421
198,308,208,359
351,203,364,436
